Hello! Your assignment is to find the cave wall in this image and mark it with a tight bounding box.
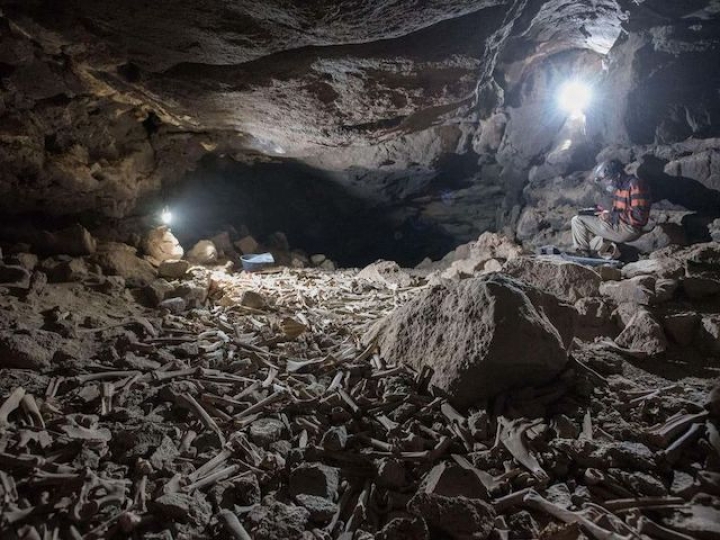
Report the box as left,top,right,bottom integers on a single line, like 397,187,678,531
0,0,719,260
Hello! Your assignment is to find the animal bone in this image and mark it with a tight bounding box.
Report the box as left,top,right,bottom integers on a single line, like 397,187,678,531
659,423,704,464
602,496,686,512
0,387,26,426
523,490,631,540
20,394,44,428
646,411,709,448
497,417,549,482
218,509,253,540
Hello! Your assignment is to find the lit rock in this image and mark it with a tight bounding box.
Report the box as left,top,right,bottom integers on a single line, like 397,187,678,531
186,240,218,264
143,226,184,265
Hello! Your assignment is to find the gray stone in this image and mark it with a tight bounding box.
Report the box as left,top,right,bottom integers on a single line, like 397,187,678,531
357,260,413,288
294,494,337,523
186,240,218,264
600,275,656,305
0,264,31,288
320,425,348,451
158,259,190,279
621,258,685,280
408,492,495,540
235,235,260,255
90,242,157,285
289,462,340,501
682,277,720,299
504,257,600,303
615,309,667,355
158,297,187,314
249,418,285,447
662,313,700,346
373,275,567,408
36,224,97,256
240,290,266,309
0,332,56,369
247,496,310,540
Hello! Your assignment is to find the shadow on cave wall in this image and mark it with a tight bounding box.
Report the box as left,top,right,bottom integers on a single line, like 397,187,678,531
639,156,720,242
166,156,458,268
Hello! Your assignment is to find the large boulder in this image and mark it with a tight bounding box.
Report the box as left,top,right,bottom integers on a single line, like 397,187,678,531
600,275,656,306
503,258,601,303
142,226,184,265
372,275,567,408
35,224,97,256
90,242,157,286
615,309,667,356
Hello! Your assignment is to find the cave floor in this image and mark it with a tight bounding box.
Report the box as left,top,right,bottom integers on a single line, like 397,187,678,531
0,265,718,539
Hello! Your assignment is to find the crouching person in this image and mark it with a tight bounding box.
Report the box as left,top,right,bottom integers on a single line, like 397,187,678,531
571,159,651,257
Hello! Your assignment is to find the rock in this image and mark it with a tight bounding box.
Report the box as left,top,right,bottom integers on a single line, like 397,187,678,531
158,297,187,314
157,259,190,279
597,266,622,281
235,235,259,255
210,231,235,257
247,496,310,540
240,290,266,309
662,313,701,346
661,505,720,540
0,264,31,288
408,492,495,540
615,309,667,355
373,275,567,408
377,517,430,540
622,258,685,280
249,418,285,447
376,458,407,489
698,316,720,355
47,258,88,282
654,278,679,303
357,260,413,288
626,223,687,253
90,242,157,286
8,253,39,271
288,462,340,501
600,275,656,305
142,279,174,307
320,425,348,451
682,277,720,299
36,224,97,255
709,218,720,243
320,259,336,271
0,332,56,369
169,281,209,307
683,243,720,279
186,240,218,264
142,226,184,265
294,494,337,524
151,492,211,525
310,254,326,265
422,462,488,499
503,258,600,303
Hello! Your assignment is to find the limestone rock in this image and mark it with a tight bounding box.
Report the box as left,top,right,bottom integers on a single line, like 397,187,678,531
615,309,667,355
240,290,266,309
320,259,336,271
247,496,309,540
158,259,190,279
47,258,89,283
682,277,720,299
357,260,413,288
374,275,567,408
186,240,218,264
142,226,184,265
142,279,174,307
503,258,600,303
151,492,211,525
310,254,326,265
294,494,337,524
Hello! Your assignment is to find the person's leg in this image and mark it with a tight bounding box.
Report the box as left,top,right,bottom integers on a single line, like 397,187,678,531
572,215,642,249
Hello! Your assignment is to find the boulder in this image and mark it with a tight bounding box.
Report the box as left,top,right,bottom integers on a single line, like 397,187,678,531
47,258,88,282
621,258,685,280
503,258,600,303
615,309,667,355
373,275,567,408
142,279,174,307
408,492,495,540
682,277,720,299
142,226,184,265
320,259,336,271
600,276,656,305
310,254,326,265
662,313,701,346
36,224,97,255
90,242,156,286
186,240,218,264
235,235,259,255
288,463,340,501
0,332,57,369
357,260,413,288
158,259,190,280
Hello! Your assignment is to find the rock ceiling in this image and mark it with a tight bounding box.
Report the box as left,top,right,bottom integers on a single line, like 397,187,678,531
0,0,718,228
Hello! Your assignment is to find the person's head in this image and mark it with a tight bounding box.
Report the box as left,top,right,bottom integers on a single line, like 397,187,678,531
593,159,624,187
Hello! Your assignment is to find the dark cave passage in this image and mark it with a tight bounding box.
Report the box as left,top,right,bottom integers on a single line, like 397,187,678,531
165,156,458,268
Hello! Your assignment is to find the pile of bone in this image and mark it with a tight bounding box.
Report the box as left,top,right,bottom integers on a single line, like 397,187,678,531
0,263,719,540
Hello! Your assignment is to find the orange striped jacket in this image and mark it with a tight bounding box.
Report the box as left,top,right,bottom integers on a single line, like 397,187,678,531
612,175,651,227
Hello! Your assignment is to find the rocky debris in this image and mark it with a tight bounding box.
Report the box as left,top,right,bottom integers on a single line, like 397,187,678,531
142,226,184,265
235,235,259,255
357,260,414,289
157,259,190,280
373,274,567,408
503,257,601,303
0,240,719,540
186,240,219,264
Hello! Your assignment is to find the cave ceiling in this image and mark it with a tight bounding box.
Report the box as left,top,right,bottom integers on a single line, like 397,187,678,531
0,0,719,221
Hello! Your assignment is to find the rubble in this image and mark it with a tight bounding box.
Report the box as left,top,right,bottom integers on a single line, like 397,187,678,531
0,238,718,540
